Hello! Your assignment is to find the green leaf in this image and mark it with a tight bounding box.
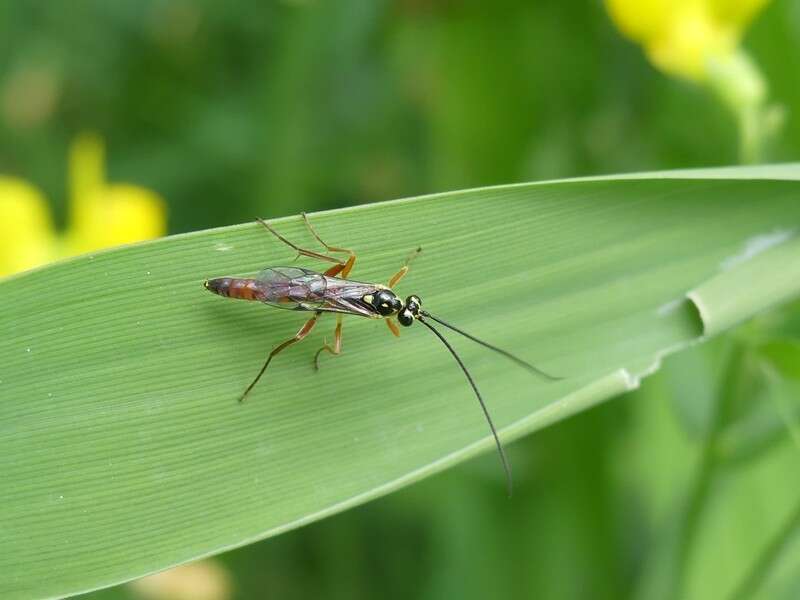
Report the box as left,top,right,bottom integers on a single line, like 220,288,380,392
3,166,800,598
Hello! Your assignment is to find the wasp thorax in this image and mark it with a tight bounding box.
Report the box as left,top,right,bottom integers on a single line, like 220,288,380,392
369,289,402,316
398,294,422,327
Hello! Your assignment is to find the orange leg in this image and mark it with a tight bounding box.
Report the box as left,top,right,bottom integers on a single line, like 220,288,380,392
385,318,400,337
302,213,357,278
322,253,355,278
314,315,343,370
324,263,346,277
240,315,318,402
257,215,358,277
388,246,422,288
257,217,341,266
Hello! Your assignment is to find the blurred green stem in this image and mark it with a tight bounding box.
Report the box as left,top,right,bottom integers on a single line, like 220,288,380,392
706,50,784,164
671,345,743,599
728,496,800,600
673,343,800,599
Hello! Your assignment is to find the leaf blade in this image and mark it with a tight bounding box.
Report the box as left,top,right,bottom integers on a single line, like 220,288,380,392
3,168,800,598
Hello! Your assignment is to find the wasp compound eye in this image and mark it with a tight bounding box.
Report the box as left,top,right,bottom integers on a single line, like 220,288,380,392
372,290,399,316
398,308,414,327
404,295,421,315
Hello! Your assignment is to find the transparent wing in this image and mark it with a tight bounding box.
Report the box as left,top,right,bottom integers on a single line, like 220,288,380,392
254,267,328,311
320,278,385,317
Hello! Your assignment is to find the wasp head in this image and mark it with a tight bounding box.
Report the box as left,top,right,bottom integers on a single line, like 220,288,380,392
398,295,422,327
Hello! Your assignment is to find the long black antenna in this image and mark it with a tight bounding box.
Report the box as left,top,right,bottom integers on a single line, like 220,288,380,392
417,316,513,497
420,311,561,381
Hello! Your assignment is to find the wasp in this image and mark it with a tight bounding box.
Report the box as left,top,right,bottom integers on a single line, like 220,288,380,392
205,214,560,494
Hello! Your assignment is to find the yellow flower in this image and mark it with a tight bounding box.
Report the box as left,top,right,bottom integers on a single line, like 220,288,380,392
0,178,57,275
129,560,232,600
605,0,781,164
0,133,166,278
605,0,771,81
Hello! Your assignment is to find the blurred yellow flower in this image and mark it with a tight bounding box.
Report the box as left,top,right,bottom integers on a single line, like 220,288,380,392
605,0,781,163
605,0,771,81
0,178,57,275
0,133,166,278
129,560,232,600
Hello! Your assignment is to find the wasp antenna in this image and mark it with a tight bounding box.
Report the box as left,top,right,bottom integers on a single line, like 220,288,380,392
417,316,512,497
420,311,562,381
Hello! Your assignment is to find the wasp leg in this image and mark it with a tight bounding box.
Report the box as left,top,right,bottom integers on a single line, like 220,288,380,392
388,246,422,288
302,213,353,256
256,217,341,266
302,213,357,278
314,315,343,370
322,256,355,278
386,318,400,337
240,314,319,402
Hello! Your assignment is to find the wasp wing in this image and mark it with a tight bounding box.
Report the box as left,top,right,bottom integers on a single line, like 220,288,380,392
317,277,386,318
254,267,328,311
253,267,384,317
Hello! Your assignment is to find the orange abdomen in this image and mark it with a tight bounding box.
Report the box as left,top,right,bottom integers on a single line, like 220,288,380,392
204,277,264,301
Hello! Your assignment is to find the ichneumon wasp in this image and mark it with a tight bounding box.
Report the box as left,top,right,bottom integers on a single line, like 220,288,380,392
204,214,560,494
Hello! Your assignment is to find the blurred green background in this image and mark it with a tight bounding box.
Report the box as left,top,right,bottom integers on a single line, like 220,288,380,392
2,1,800,599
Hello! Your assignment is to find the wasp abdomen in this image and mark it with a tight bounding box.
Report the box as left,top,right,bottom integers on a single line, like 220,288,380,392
204,277,263,301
